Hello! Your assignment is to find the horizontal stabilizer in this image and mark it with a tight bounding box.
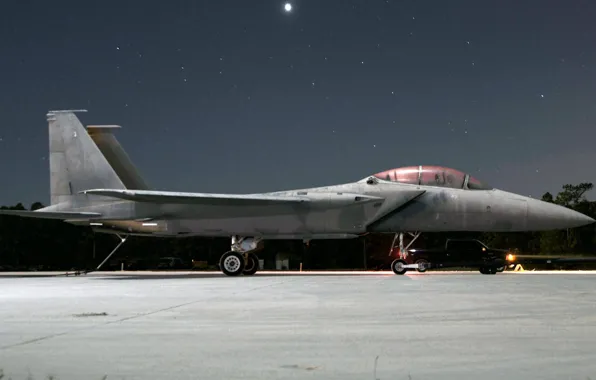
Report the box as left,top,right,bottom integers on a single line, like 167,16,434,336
80,189,309,205
0,210,102,220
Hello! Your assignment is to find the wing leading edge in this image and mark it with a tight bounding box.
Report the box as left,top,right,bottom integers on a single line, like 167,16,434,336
0,210,102,219
80,189,387,207
80,189,310,205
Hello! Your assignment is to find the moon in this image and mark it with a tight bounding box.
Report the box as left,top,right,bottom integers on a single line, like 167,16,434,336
284,3,292,12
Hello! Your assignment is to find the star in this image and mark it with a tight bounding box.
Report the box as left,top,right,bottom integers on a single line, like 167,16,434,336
284,3,292,12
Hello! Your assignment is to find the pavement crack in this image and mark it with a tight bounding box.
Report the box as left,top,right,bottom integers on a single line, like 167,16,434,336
0,278,296,351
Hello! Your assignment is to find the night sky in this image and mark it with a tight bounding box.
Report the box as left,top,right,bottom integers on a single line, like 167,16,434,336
1,0,595,206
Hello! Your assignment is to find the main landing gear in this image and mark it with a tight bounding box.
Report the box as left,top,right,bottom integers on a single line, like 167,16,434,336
219,236,263,276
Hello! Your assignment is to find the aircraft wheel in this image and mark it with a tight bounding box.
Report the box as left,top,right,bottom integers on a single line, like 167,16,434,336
415,259,429,273
243,253,259,276
391,259,408,275
220,251,245,276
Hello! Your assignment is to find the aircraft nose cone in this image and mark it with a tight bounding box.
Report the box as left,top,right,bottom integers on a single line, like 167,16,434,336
527,199,595,230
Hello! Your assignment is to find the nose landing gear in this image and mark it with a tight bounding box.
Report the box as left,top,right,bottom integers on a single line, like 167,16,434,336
389,231,422,275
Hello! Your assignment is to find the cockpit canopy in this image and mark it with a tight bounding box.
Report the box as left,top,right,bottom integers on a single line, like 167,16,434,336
372,166,493,190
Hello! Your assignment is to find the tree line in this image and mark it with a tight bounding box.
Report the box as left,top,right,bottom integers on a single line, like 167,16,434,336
0,183,594,271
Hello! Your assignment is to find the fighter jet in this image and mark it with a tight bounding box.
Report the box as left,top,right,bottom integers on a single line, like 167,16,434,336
1,110,593,276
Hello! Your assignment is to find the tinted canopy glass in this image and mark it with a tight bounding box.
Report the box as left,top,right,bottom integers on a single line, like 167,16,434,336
419,166,466,189
372,166,492,190
374,166,420,185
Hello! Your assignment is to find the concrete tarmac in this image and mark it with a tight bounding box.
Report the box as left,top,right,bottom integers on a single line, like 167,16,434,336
1,271,596,379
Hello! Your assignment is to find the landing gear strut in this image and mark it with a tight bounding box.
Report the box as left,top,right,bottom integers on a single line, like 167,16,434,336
388,232,421,259
219,236,263,276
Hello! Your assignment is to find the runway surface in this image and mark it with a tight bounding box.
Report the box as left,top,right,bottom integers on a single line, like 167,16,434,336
1,271,596,379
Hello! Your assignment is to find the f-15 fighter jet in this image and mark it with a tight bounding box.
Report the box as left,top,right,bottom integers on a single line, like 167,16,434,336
1,110,593,276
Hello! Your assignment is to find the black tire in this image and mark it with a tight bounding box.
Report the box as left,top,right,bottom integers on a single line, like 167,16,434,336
243,253,259,276
219,251,245,276
479,267,497,275
391,259,408,275
415,259,429,273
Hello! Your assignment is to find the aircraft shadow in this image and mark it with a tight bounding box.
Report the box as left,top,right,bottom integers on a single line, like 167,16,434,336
0,271,414,280
0,274,69,279
89,271,398,281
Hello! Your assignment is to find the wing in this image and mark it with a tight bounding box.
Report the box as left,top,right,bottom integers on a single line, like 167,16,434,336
0,210,102,219
80,189,309,205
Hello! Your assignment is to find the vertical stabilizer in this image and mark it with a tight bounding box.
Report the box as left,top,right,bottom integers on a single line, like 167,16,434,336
87,125,150,190
47,110,125,205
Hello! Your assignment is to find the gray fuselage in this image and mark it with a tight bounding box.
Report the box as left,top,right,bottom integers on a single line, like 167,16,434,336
50,178,590,239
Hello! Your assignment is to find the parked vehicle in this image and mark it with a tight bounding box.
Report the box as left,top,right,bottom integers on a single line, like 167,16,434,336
391,239,516,275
